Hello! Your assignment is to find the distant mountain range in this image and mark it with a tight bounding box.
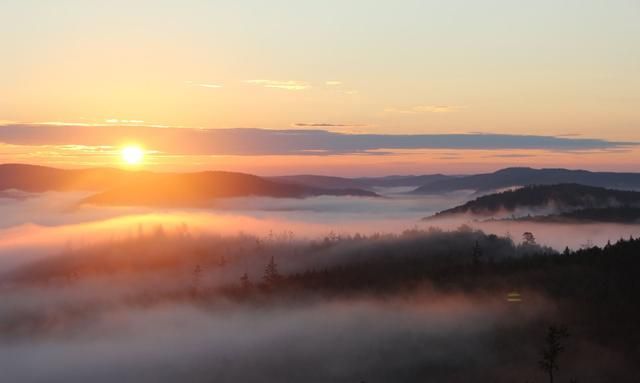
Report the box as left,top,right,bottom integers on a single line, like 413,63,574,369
0,164,378,207
412,167,640,194
428,184,640,223
269,168,640,198
5,164,640,210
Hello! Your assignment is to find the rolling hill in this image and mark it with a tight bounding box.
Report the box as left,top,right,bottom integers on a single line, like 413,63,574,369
0,163,137,192
412,167,640,194
0,164,378,207
83,171,378,207
269,174,453,190
427,184,640,221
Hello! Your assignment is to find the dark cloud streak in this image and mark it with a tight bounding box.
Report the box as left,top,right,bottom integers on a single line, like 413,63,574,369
0,124,634,156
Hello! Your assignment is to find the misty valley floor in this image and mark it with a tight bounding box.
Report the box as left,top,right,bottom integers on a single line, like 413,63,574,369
0,191,639,382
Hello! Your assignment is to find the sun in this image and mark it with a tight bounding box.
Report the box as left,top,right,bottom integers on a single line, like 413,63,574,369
121,145,144,165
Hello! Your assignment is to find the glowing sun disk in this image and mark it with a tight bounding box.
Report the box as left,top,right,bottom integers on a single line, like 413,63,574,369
121,146,144,165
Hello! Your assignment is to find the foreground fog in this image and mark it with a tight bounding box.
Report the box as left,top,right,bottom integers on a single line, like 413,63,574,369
0,293,548,383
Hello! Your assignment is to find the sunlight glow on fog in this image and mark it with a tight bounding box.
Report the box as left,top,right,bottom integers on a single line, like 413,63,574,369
0,190,637,383
0,191,638,271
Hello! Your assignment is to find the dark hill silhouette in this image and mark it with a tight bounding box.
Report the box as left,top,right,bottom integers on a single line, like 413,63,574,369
412,167,640,194
0,163,137,192
270,174,452,190
0,164,377,206
268,175,364,190
428,184,640,219
84,171,377,207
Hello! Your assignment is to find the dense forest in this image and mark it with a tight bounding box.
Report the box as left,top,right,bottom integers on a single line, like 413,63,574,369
518,207,640,224
225,233,640,382
4,226,639,382
430,183,640,220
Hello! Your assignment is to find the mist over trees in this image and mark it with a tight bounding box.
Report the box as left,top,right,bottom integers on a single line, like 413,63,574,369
1,224,638,381
430,183,640,222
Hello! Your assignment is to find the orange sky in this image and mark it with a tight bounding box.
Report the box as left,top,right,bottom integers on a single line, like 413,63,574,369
0,1,638,174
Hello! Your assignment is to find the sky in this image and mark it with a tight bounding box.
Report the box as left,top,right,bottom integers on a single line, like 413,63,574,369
0,0,639,175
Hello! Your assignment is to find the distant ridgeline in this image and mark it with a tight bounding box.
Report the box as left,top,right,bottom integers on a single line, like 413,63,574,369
0,164,378,207
411,167,640,194
428,184,640,223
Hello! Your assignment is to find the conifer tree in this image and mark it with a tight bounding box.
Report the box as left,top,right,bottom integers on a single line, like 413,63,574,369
472,240,483,270
523,232,537,246
539,325,569,383
240,272,251,290
263,256,281,286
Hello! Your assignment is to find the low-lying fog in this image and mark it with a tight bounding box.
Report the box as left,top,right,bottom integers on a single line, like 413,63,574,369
1,190,637,382
0,288,552,383
1,189,638,270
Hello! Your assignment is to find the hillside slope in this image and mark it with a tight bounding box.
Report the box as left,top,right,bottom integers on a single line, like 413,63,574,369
413,167,640,194
428,184,640,219
84,171,377,207
0,164,378,207
270,174,452,190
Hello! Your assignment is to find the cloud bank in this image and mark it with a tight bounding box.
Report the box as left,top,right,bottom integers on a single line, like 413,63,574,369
0,124,634,156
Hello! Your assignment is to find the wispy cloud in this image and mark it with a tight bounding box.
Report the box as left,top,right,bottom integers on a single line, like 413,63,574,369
0,124,635,157
321,80,358,95
293,123,365,128
385,105,457,114
195,83,223,89
185,81,223,89
105,119,145,124
486,153,536,158
245,80,310,90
